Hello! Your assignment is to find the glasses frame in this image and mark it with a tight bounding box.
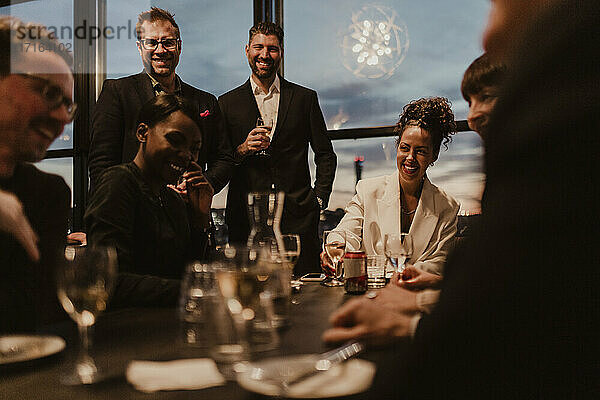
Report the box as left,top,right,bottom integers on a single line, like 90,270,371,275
17,73,77,122
138,37,181,51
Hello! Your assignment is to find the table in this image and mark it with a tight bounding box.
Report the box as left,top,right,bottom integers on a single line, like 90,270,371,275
1,284,408,399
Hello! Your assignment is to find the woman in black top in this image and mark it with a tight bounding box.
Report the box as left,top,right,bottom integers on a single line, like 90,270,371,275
85,95,214,307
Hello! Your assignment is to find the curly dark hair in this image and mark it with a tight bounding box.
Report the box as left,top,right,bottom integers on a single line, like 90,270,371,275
394,97,456,156
249,21,284,50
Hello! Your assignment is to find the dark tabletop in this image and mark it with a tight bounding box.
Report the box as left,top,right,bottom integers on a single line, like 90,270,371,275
0,284,409,400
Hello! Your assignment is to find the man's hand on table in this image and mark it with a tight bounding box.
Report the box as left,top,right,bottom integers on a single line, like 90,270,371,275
322,284,419,346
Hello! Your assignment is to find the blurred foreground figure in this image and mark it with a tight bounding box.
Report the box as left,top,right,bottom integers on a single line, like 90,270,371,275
324,1,599,397
0,16,74,332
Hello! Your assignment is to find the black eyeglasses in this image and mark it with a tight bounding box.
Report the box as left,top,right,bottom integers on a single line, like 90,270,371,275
138,38,180,51
17,73,77,122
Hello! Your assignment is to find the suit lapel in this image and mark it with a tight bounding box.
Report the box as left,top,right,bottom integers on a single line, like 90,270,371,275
408,177,439,262
270,77,293,147
133,72,154,104
242,79,262,130
376,172,400,252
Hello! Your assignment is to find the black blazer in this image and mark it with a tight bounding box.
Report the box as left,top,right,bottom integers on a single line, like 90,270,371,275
218,78,336,241
89,72,234,192
0,164,70,332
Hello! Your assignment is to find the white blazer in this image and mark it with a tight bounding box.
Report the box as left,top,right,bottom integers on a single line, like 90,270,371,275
335,172,459,275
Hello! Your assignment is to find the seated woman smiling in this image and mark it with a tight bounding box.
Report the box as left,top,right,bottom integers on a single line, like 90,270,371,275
85,95,213,307
325,97,459,284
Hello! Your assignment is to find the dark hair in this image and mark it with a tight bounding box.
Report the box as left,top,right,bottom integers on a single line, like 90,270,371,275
0,16,73,77
249,21,283,50
394,97,456,156
461,53,507,102
137,94,203,139
136,7,180,40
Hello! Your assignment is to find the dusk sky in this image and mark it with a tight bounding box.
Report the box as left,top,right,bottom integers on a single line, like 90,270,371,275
2,0,490,212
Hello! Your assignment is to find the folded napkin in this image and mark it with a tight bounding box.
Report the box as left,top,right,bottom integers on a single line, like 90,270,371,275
126,358,226,393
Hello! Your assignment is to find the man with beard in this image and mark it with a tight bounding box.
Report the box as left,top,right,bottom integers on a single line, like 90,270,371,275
89,7,233,193
323,0,598,397
0,16,73,332
219,22,336,276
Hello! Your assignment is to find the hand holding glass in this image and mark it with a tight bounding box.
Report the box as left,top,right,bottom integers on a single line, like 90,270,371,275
255,117,273,156
322,230,346,287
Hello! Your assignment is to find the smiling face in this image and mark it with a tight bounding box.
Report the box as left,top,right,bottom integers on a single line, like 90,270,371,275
246,33,281,82
137,20,181,78
396,125,437,187
137,111,201,185
466,86,500,138
0,50,74,165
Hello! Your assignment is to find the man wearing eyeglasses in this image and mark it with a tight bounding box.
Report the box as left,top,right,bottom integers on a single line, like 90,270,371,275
89,7,233,193
0,16,73,332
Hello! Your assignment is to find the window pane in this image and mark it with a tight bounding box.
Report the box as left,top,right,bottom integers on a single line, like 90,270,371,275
288,1,489,213
35,157,74,207
0,0,74,151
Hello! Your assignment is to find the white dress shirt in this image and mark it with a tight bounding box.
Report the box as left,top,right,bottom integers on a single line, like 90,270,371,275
250,74,280,139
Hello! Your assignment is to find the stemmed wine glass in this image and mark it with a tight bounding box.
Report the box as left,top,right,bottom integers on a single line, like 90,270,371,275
384,233,413,276
255,116,273,157
56,246,117,385
322,230,346,287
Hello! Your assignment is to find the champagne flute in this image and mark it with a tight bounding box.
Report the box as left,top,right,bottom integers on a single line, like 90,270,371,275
255,116,273,157
322,230,346,287
57,246,117,385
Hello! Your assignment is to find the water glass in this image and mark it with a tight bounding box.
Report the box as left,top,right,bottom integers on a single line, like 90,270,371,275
366,255,387,289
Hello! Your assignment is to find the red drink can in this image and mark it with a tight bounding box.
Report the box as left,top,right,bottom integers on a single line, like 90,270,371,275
343,251,367,294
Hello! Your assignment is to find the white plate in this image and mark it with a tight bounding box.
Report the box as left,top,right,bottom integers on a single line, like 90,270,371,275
0,335,66,365
237,354,376,398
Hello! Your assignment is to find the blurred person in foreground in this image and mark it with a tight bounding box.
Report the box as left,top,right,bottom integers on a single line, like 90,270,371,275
323,0,598,397
85,95,213,307
322,97,459,291
0,16,73,332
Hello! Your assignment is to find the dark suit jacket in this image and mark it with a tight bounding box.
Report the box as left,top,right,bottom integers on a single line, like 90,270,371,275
0,164,70,332
218,78,336,243
89,72,234,193
392,2,599,398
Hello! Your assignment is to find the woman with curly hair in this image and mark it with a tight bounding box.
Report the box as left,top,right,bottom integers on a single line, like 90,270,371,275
324,97,459,283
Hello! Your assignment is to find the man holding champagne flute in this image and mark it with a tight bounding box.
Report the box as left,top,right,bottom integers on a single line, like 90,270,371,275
219,22,336,276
